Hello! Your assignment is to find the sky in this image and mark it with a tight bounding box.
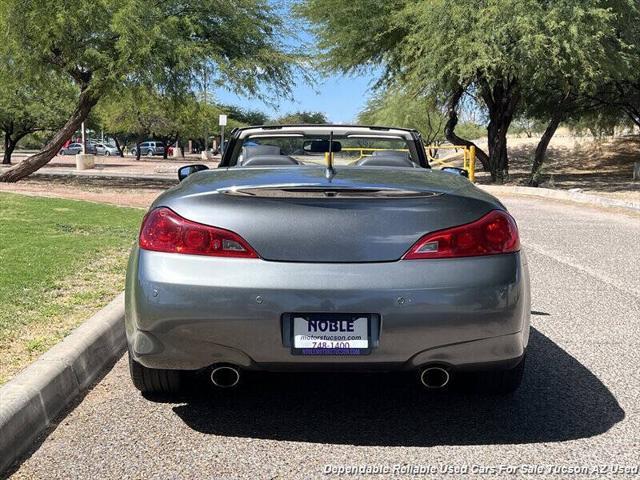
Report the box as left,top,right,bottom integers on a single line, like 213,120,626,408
212,15,380,125
214,72,378,124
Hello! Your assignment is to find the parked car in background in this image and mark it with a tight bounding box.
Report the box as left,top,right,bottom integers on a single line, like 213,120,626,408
131,141,165,157
95,143,119,156
59,142,97,155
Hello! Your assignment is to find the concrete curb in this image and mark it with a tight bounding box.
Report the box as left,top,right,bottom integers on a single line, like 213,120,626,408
0,293,126,474
479,185,640,212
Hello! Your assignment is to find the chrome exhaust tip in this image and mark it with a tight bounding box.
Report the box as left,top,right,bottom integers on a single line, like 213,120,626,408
420,367,450,389
210,365,240,388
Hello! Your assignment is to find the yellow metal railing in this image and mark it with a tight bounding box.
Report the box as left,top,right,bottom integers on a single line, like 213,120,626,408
426,145,476,182
340,147,409,161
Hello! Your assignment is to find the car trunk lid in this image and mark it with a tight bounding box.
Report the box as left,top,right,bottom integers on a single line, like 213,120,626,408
161,167,502,263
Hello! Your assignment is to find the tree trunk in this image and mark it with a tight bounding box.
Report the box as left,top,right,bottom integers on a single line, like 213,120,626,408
0,88,99,182
3,127,14,165
161,138,170,160
2,134,26,165
3,123,38,165
486,117,510,184
624,107,640,128
481,80,520,184
135,142,141,161
618,81,640,128
160,136,177,160
113,136,124,157
444,87,490,171
528,111,563,186
163,137,170,160
2,146,12,165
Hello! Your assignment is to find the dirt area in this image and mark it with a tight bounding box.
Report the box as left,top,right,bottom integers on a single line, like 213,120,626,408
474,134,640,201
0,153,222,207
0,175,171,208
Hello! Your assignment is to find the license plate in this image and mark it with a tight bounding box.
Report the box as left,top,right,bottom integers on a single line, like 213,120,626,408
292,314,370,355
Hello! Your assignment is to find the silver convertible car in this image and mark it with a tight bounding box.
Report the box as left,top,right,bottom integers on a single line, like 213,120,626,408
125,125,530,395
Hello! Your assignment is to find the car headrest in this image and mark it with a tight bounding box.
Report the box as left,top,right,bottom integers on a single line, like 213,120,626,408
372,150,409,159
356,155,417,168
242,145,281,161
241,155,301,167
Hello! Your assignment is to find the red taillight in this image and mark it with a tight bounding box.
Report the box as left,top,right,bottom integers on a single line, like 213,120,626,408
139,207,259,258
403,210,520,260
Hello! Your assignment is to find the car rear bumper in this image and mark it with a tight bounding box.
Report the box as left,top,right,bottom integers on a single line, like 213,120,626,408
125,248,531,372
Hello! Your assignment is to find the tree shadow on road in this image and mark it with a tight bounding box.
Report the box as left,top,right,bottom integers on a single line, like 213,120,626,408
172,328,624,447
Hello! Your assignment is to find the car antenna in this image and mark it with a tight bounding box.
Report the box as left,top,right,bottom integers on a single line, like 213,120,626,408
325,131,335,181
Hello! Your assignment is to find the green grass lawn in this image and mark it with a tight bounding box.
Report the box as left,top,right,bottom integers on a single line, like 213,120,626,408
0,193,144,384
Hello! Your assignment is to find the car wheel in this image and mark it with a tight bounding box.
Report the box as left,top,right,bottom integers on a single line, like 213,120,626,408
131,149,137,157
147,149,153,157
476,355,526,395
105,151,111,156
128,352,182,394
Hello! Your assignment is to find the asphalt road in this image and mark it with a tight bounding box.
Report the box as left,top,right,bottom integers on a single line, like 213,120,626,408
8,195,640,479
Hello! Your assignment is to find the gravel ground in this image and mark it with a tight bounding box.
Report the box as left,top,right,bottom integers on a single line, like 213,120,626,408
6,195,640,479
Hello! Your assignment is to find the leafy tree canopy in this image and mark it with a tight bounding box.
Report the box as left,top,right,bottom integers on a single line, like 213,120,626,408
3,0,298,98
0,51,76,163
358,89,446,145
96,86,249,157
218,105,270,126
272,111,328,124
0,0,302,181
297,0,639,182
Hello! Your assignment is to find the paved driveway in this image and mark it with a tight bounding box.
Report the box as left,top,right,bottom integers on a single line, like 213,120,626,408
8,195,640,479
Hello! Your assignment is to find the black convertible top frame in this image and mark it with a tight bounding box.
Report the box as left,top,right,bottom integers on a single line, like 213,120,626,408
219,125,430,169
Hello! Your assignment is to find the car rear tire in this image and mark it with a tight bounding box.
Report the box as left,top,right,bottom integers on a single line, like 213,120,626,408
128,352,182,394
477,356,526,395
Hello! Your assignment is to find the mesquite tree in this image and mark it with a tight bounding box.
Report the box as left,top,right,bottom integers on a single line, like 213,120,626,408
358,89,447,147
0,59,75,164
521,0,639,185
298,0,639,183
0,0,298,182
601,0,640,128
96,86,245,159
